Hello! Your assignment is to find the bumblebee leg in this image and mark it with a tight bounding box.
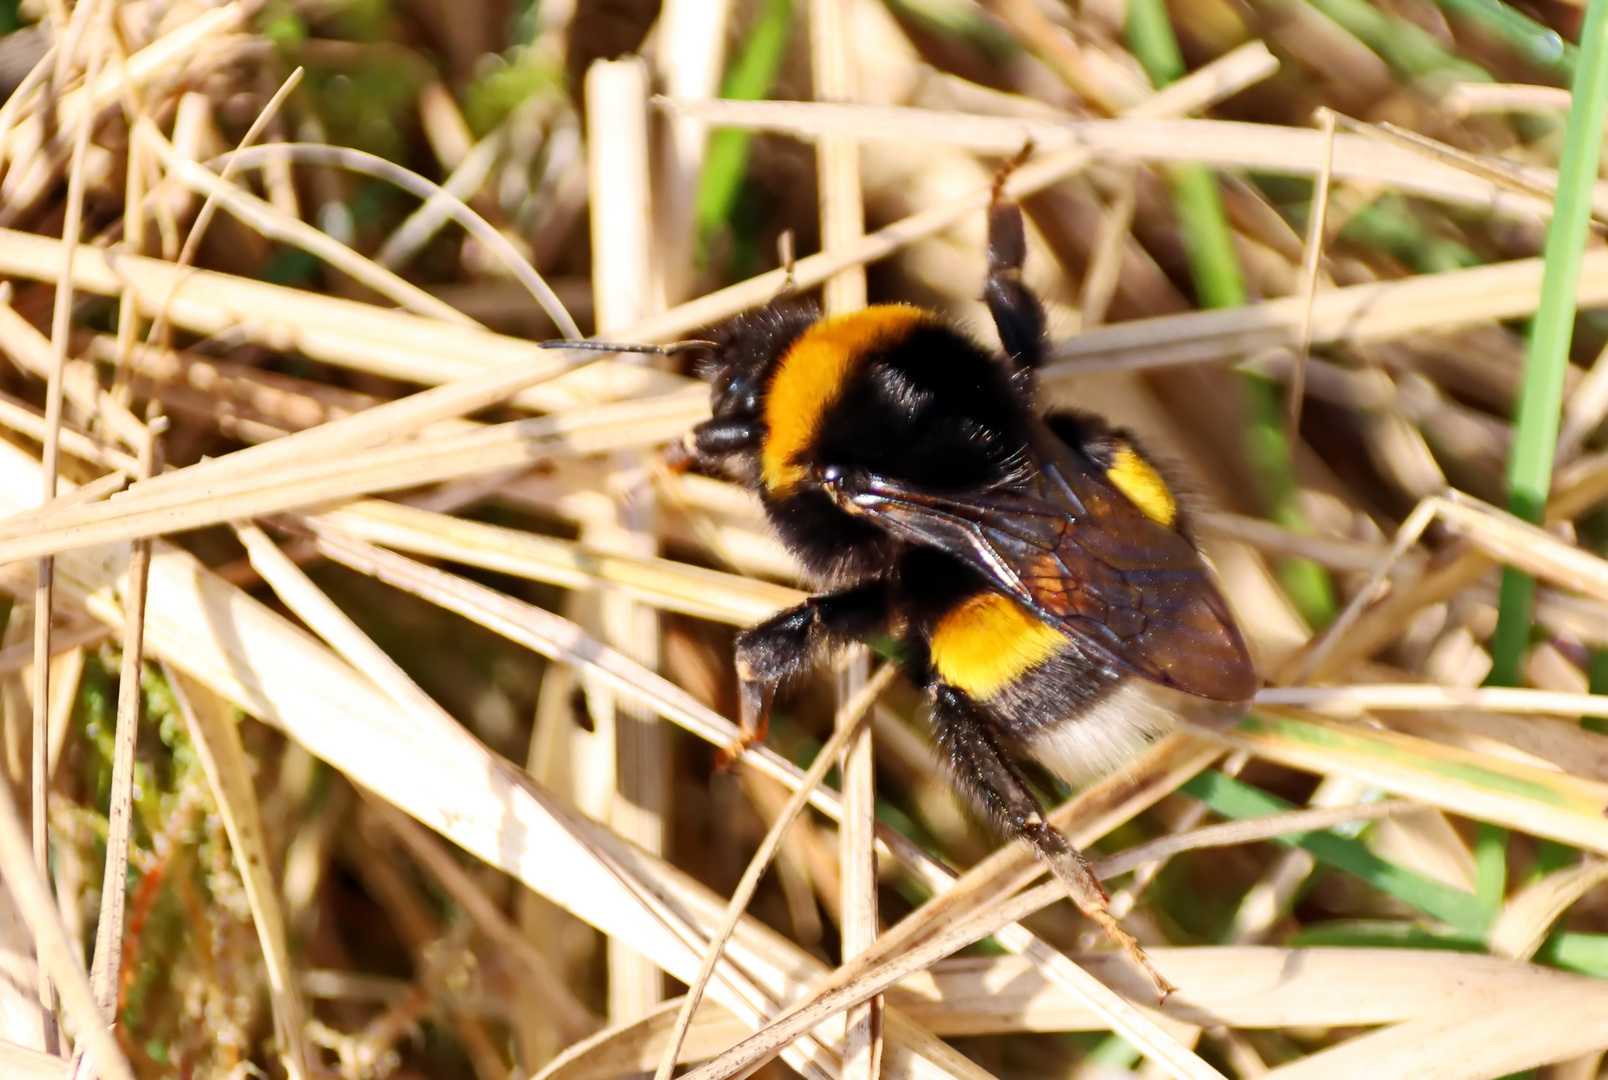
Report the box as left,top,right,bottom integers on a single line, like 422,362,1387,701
663,418,761,473
726,584,890,761
929,683,1174,1000
984,162,1046,371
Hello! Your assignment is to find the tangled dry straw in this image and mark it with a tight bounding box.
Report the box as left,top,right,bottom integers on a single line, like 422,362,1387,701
2,0,1608,1078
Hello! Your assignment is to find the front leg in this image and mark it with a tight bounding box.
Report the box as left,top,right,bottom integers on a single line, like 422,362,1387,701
663,417,762,473
728,582,891,759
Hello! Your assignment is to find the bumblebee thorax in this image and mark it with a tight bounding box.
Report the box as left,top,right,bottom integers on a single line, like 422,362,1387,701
760,305,935,493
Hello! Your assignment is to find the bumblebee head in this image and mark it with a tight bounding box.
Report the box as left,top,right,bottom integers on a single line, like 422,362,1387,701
695,302,822,423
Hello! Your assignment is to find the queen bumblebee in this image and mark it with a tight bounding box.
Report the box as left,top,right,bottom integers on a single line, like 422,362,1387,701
550,168,1256,990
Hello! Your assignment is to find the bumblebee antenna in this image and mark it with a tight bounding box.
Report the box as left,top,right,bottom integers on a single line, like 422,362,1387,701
539,339,715,355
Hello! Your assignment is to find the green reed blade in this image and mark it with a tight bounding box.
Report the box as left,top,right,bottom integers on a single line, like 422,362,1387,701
1489,0,1608,687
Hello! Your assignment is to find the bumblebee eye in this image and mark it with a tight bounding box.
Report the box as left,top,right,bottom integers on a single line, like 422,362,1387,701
714,372,761,418
708,367,736,402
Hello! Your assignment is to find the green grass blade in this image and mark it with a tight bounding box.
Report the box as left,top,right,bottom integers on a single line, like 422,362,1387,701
1476,822,1510,908
1490,0,1608,687
1538,930,1608,974
1303,0,1489,82
1228,711,1608,851
1293,922,1608,979
695,0,794,248
1431,0,1577,82
1182,771,1493,935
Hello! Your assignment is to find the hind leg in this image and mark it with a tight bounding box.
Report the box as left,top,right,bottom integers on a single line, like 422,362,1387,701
929,683,1173,1000
984,148,1046,370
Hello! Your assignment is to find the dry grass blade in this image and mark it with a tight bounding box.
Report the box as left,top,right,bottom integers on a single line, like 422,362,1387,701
1290,491,1608,691
897,948,1608,1034
1254,685,1608,716
1195,511,1389,573
1090,801,1414,880
0,392,706,564
654,664,897,1080
0,228,640,410
541,997,749,1080
677,877,1223,1080
659,101,1568,216
0,1039,65,1080
31,0,112,1045
1355,114,1608,221
0,390,136,474
1436,494,1608,602
0,757,132,1080
2,472,129,529
546,944,1608,1080
1444,82,1573,115
1042,251,1608,375
115,351,620,505
1277,497,1441,688
166,668,312,1080
676,795,1465,1080
808,1,879,1072
232,518,461,736
1261,980,1608,1080
147,65,311,347
1223,709,1608,853
294,520,845,821
364,797,599,1044
137,121,478,330
0,295,146,448
308,499,802,624
1289,107,1336,434
289,533,850,1076
0,623,105,681
666,743,1237,1080
583,53,669,1025
76,415,160,1080
1557,340,1608,462
215,142,582,338
1079,164,1139,329
1488,858,1608,961
43,5,246,139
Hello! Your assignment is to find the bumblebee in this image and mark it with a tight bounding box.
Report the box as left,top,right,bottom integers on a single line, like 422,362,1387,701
556,176,1256,989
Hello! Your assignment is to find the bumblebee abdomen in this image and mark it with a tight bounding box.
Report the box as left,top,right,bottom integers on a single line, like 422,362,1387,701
928,592,1067,701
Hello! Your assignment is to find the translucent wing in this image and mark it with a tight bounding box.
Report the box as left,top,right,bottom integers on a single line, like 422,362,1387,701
826,419,1256,703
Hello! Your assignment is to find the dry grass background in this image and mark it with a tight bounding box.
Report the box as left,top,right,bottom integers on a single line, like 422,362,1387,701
2,0,1608,1078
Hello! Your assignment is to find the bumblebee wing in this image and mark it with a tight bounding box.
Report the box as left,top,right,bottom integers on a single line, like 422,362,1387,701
833,424,1255,703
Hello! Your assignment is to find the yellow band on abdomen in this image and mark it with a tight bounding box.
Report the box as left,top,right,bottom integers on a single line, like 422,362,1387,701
930,593,1065,700
1105,445,1176,527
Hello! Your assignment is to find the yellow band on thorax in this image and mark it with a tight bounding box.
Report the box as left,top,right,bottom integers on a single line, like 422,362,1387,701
760,306,932,492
